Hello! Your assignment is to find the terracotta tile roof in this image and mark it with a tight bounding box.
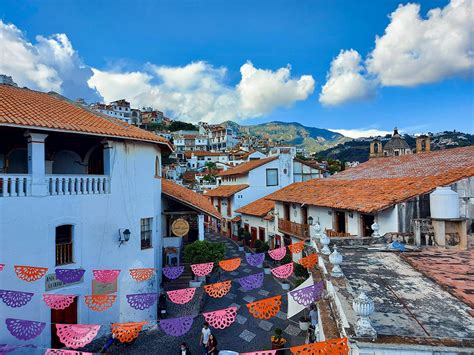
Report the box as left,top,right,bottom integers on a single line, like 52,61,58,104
269,147,474,213
218,156,278,176
161,179,222,219
402,249,474,312
204,184,249,198
0,85,172,151
331,147,474,180
184,151,227,158
235,195,275,217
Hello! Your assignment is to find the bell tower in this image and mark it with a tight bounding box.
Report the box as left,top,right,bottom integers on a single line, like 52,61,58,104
416,135,431,153
369,139,383,159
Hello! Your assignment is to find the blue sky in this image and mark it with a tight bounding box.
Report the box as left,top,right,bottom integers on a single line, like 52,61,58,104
0,0,472,136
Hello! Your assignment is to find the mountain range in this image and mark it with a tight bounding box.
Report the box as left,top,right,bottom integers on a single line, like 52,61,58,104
222,121,348,152
218,121,473,162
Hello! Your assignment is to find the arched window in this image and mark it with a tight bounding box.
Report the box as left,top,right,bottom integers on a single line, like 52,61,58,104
56,225,73,266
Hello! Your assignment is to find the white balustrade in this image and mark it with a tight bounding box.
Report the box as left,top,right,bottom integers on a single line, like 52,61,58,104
0,175,31,197
46,175,110,195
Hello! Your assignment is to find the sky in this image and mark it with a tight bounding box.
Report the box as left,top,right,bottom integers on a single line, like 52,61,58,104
0,0,473,137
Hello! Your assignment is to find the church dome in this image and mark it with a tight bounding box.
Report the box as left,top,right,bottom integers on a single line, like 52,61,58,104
383,128,410,151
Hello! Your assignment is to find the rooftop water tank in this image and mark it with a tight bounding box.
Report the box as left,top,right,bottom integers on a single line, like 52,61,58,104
430,187,459,219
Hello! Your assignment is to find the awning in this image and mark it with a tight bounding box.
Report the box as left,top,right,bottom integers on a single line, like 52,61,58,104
231,216,242,223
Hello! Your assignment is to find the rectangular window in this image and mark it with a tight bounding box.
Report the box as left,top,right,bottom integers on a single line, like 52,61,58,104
140,218,153,249
266,168,279,186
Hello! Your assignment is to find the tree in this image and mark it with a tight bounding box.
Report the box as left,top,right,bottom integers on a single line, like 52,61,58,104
169,121,198,132
184,240,226,266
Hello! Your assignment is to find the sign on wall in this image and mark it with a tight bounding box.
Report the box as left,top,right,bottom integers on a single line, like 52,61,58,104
45,273,83,292
171,218,190,237
92,279,118,295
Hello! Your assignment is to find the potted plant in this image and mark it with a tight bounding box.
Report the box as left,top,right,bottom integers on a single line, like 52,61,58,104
243,231,252,256
280,280,290,290
237,228,245,252
184,240,225,287
271,328,287,350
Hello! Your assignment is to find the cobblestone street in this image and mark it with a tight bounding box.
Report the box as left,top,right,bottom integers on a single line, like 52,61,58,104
105,232,305,354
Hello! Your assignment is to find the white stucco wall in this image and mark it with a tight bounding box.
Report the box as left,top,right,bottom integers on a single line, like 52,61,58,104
0,139,163,348
376,206,399,235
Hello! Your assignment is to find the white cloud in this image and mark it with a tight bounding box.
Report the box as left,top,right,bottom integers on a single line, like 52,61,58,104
329,128,391,138
320,0,473,105
319,49,376,106
0,21,99,101
238,62,315,116
88,61,315,123
367,0,473,86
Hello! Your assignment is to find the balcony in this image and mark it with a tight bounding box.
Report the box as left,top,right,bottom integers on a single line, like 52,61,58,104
0,174,110,197
278,218,310,240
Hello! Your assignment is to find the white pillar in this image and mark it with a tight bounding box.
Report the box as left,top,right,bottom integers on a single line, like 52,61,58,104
25,132,48,196
198,214,205,241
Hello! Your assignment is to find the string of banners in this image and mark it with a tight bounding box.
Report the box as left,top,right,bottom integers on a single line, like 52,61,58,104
0,241,315,283
0,241,332,352
0,336,349,355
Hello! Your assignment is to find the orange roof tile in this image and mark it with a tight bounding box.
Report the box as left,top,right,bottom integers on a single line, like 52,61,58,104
0,85,172,151
218,156,277,176
161,179,222,219
235,195,275,217
204,184,249,198
269,147,474,213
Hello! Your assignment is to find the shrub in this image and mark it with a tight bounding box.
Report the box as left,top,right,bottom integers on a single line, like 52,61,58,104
280,252,292,265
184,240,225,265
254,240,270,253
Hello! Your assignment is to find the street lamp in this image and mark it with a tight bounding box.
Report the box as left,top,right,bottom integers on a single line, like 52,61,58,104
307,216,314,225
119,228,131,247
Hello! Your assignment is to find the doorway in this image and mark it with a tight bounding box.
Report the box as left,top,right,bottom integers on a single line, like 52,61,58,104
51,296,78,348
361,214,375,237
227,222,232,238
283,204,290,221
301,206,308,225
251,227,257,247
335,211,346,233
258,227,265,242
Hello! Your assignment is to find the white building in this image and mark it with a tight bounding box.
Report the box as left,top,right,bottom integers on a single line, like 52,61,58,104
205,154,323,238
198,123,238,152
185,151,229,169
90,99,132,124
0,85,173,349
268,146,474,248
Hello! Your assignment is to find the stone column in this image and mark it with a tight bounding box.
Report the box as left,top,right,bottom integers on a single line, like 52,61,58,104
198,214,205,241
25,132,48,196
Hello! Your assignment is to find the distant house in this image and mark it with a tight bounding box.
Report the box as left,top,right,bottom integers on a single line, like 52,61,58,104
205,153,323,240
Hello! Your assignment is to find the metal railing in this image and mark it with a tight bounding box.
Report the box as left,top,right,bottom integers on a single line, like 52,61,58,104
56,242,73,266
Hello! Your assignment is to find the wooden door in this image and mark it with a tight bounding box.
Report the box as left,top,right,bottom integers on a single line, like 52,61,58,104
259,227,265,241
251,227,257,247
51,296,78,348
335,211,346,233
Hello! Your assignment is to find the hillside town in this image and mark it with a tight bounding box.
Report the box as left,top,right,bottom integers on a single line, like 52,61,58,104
0,0,473,354
0,75,473,355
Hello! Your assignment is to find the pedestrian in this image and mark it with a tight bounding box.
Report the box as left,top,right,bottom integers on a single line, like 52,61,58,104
179,342,191,355
309,304,318,327
206,334,218,355
199,321,211,355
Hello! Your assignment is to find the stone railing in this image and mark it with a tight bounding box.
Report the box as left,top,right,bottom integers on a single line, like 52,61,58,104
47,175,110,195
0,174,31,197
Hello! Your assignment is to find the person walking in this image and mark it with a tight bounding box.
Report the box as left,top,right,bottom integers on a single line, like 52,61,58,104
206,334,218,355
199,322,211,355
179,342,191,355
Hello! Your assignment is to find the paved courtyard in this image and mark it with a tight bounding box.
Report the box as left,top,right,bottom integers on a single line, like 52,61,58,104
103,232,305,354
